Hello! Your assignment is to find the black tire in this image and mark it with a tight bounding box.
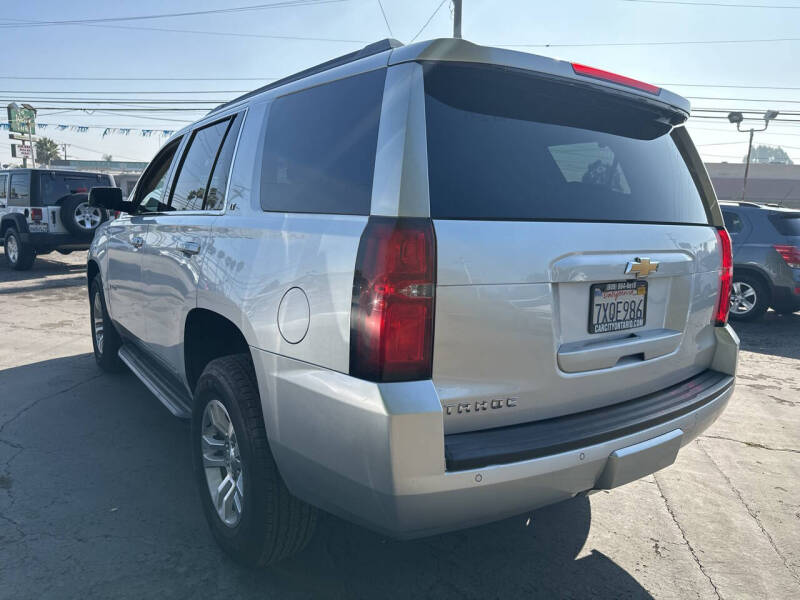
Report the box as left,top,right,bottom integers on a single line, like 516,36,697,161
3,228,36,270
60,194,107,237
89,277,124,372
192,354,317,567
729,273,769,322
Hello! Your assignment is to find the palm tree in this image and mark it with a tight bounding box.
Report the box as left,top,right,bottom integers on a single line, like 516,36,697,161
35,138,61,166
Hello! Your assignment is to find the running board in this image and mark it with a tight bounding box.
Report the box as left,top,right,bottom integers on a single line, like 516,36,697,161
118,344,193,419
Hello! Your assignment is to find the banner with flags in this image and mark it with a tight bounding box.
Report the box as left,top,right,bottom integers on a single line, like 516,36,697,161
1,122,175,137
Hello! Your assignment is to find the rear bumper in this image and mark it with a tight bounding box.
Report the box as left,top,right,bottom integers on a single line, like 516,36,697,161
20,232,90,252
253,325,738,539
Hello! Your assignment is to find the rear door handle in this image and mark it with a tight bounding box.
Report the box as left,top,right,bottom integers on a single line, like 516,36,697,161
178,241,201,256
131,235,144,249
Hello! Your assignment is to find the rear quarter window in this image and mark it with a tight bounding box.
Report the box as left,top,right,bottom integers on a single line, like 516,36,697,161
769,214,800,236
260,69,386,215
8,174,30,207
722,211,744,234
423,63,709,225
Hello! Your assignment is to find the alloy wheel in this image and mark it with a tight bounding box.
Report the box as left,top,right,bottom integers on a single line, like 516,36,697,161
92,291,104,354
6,234,18,264
730,281,757,315
201,400,244,527
74,202,103,230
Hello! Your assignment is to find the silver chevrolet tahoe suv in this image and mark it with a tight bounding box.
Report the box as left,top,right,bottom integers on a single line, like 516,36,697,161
86,38,739,567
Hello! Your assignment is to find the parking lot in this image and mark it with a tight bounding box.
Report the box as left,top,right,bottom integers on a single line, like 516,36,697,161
0,251,798,600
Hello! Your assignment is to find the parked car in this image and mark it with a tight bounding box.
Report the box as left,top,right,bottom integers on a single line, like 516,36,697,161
720,201,800,320
86,38,739,567
0,168,115,270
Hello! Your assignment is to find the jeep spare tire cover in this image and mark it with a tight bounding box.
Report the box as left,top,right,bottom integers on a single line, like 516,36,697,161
60,193,107,237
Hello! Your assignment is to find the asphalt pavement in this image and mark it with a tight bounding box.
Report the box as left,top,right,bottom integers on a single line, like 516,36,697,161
0,251,798,599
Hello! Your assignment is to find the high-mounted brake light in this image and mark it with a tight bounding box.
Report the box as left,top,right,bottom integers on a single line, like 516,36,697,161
715,228,733,326
350,217,436,382
571,63,661,95
774,244,800,269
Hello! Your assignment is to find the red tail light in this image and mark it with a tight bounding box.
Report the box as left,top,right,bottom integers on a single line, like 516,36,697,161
571,63,661,95
350,217,436,382
715,228,733,326
774,244,800,269
30,208,43,221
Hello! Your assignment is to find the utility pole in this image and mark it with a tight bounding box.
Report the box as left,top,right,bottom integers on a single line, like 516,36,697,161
62,143,69,162
727,110,779,200
453,0,462,38
27,125,35,168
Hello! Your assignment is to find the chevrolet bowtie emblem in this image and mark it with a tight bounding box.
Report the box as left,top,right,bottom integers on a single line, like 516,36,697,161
625,257,659,278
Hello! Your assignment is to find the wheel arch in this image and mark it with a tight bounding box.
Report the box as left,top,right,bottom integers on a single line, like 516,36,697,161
732,264,773,301
87,259,100,290
184,308,252,393
1,214,28,237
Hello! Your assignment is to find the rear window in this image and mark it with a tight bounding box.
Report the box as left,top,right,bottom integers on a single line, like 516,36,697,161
423,63,709,225
260,68,385,215
770,214,800,236
37,172,112,205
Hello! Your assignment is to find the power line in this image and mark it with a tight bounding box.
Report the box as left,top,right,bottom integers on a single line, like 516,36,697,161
376,0,393,37
21,106,208,112
410,0,448,43
1,90,250,95
686,96,800,104
0,15,365,44
690,115,800,122
661,83,800,90
498,36,800,48
75,21,363,43
620,0,800,8
0,0,346,29
692,108,800,115
0,76,276,81
0,98,223,104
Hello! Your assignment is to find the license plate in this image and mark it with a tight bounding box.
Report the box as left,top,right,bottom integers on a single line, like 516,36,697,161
28,222,49,233
589,280,647,334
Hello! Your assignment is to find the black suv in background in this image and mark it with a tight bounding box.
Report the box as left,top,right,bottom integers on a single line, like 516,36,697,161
0,168,114,270
721,201,800,321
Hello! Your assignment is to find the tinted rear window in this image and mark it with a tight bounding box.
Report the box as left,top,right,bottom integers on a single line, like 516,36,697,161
770,214,800,236
260,69,385,215
37,172,112,205
423,63,709,225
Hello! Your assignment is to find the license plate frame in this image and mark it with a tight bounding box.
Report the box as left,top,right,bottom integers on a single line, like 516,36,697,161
28,222,49,233
588,280,648,335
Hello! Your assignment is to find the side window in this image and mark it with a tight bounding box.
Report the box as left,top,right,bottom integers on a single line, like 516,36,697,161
0,175,7,207
260,68,386,215
205,114,243,211
134,138,182,213
9,174,30,207
169,116,238,212
723,211,743,234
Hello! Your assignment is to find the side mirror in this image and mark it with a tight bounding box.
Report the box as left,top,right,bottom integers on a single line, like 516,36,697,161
89,187,134,214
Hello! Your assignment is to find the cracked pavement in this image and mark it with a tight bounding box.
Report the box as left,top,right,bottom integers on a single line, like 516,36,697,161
0,252,798,599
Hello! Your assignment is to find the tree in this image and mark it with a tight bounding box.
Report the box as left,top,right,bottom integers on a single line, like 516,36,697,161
35,137,61,166
102,154,113,163
746,145,793,165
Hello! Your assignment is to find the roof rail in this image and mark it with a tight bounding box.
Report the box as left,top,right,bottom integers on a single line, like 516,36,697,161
720,201,763,208
209,38,403,115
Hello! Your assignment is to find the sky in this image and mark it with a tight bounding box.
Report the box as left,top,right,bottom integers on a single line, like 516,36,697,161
2,0,799,167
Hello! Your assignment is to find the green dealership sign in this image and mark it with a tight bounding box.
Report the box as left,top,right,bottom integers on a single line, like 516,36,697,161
7,103,36,135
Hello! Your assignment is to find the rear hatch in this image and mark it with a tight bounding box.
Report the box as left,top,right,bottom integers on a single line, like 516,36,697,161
423,62,723,434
